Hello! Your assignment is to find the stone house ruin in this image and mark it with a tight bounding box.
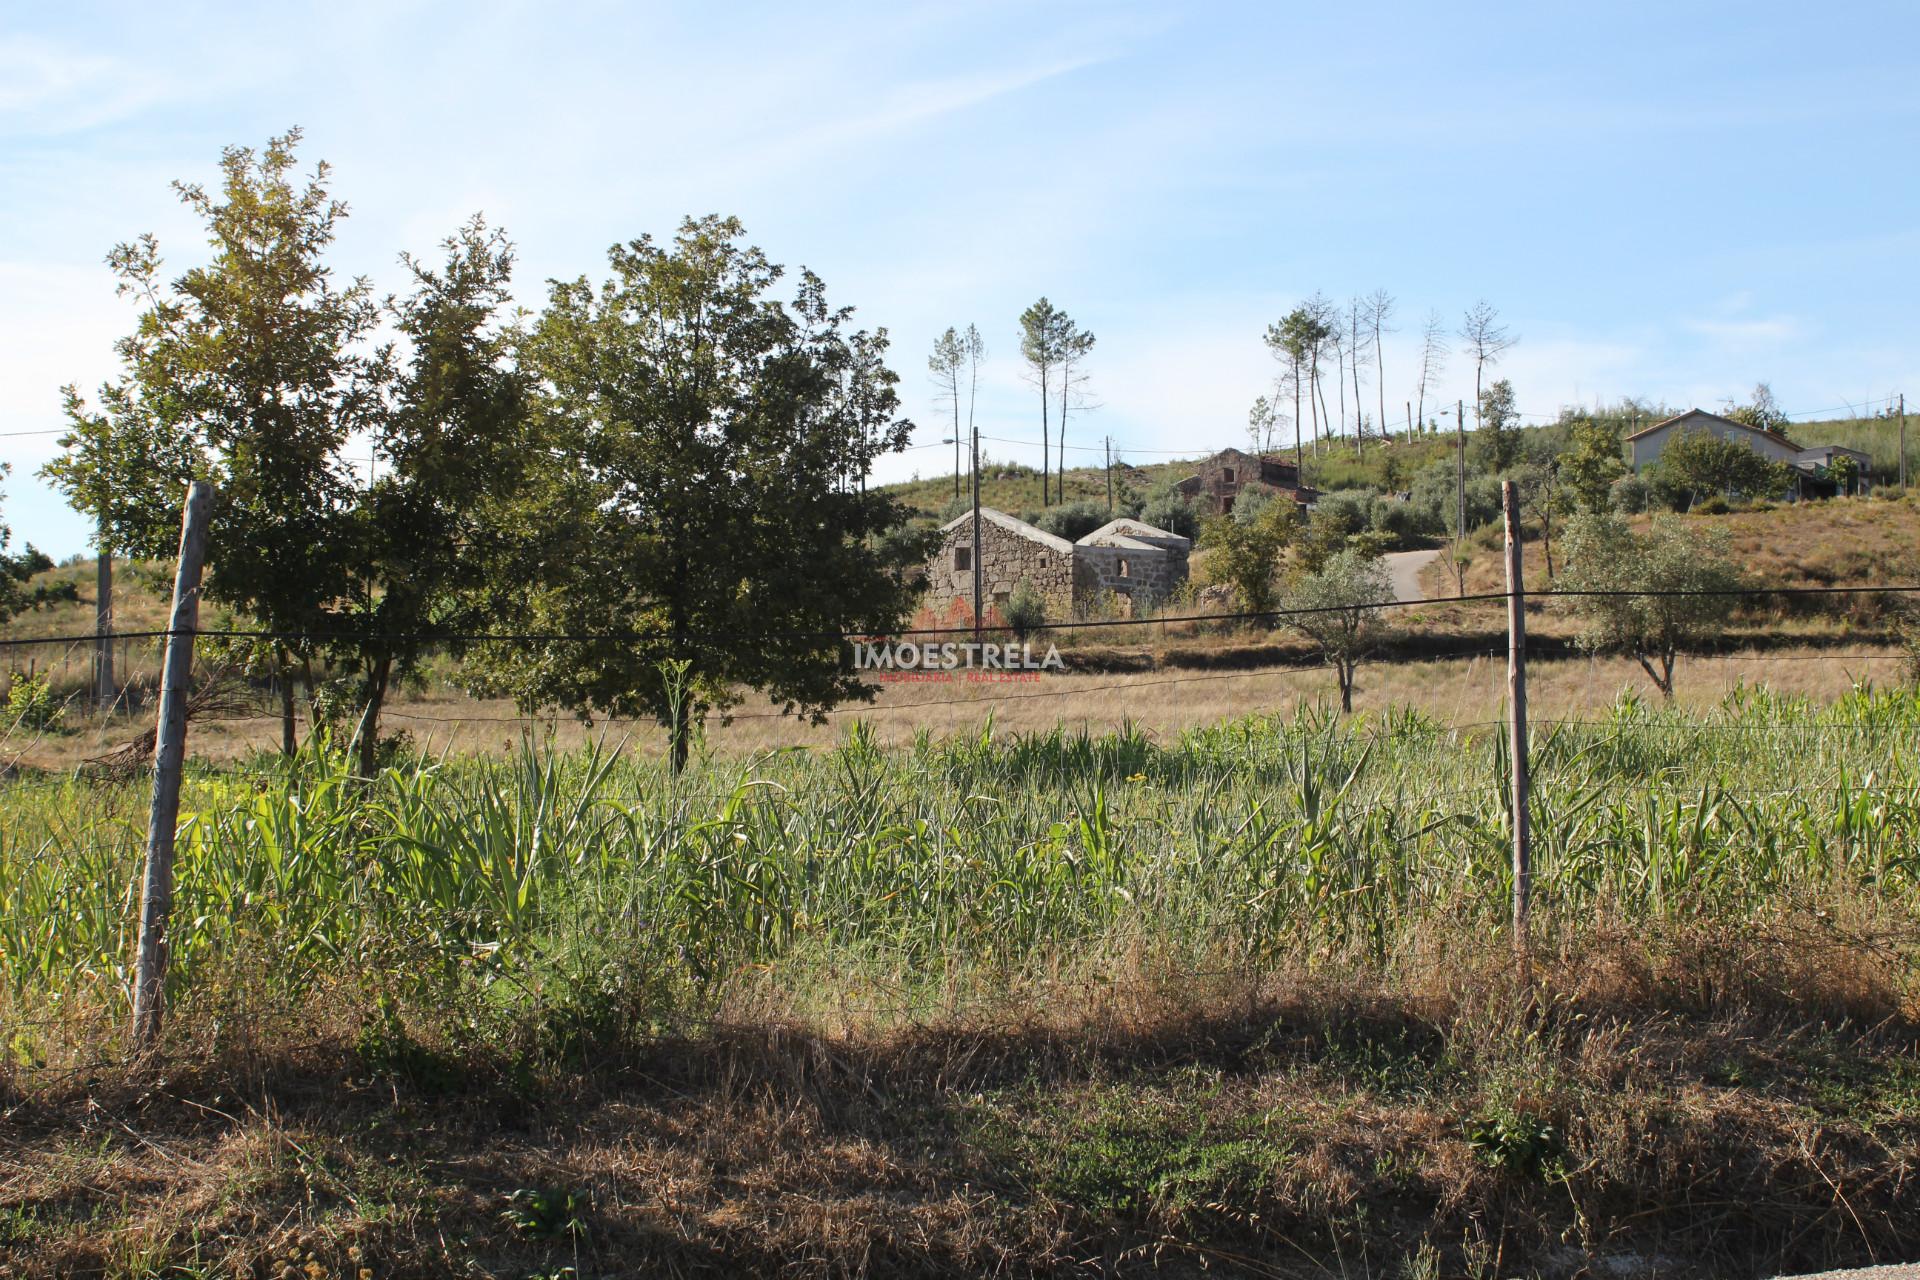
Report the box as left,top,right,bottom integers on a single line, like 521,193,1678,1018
926,508,1191,619
1174,447,1317,516
1074,518,1191,604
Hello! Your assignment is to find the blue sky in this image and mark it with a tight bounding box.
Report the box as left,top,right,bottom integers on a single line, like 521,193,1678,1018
4,1,1917,557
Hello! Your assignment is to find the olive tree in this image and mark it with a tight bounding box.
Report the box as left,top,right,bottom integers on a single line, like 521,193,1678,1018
1558,512,1745,698
1280,547,1394,712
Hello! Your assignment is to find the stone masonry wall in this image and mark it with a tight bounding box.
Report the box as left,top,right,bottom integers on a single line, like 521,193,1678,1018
928,516,1074,617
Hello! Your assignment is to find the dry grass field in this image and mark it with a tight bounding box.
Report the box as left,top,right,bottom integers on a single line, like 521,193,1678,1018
2,643,1906,772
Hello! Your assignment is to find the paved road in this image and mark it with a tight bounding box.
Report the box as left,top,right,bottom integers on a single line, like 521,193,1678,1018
1382,548,1441,603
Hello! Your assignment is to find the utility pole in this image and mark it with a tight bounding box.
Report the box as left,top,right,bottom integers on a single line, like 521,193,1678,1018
1900,393,1907,491
95,519,114,710
1455,398,1467,597
1405,400,1412,444
1501,479,1533,988
131,481,214,1054
971,423,984,641
1105,435,1113,512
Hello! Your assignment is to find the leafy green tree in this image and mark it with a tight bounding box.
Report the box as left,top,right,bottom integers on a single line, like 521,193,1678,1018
1657,429,1792,506
1827,453,1860,496
1266,305,1332,464
1558,415,1627,511
1473,378,1524,471
496,215,919,771
46,129,383,753
0,464,75,625
337,217,531,777
1559,511,1745,698
1019,298,1072,504
1724,381,1788,433
1198,498,1298,618
1280,547,1394,711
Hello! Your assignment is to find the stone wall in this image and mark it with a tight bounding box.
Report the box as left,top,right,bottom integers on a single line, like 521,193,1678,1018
1176,448,1310,515
1075,542,1187,609
927,511,1075,617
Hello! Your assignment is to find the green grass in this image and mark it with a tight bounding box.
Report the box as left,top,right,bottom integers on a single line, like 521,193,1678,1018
5,687,1920,1277
4,683,1918,1048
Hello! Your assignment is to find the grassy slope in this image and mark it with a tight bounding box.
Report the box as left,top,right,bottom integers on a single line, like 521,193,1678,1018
1436,490,1920,602
882,414,1917,521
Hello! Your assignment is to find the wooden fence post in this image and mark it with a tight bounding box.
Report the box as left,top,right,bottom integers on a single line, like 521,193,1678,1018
130,481,214,1054
1501,480,1533,987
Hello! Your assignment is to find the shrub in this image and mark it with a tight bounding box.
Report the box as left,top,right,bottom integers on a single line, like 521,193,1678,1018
1004,579,1047,641
1139,486,1200,540
1368,497,1423,548
5,673,64,734
1608,474,1650,513
1230,484,1276,526
1408,462,1500,537
1314,488,1376,535
1035,499,1110,542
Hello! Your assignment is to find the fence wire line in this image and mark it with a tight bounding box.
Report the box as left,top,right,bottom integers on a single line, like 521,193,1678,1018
4,581,1920,652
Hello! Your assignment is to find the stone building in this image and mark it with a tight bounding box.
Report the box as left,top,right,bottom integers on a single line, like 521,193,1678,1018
926,508,1190,619
1174,447,1316,516
1073,518,1191,607
927,508,1076,615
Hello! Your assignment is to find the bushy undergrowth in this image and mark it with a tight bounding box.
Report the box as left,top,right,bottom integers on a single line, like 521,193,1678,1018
3,684,1918,1069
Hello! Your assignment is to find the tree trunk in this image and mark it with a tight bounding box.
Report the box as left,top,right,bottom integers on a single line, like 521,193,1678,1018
1339,658,1354,713
278,659,296,756
1057,363,1069,501
1293,358,1304,469
300,654,318,720
668,703,690,774
354,655,392,779
1637,650,1676,700
1040,368,1051,506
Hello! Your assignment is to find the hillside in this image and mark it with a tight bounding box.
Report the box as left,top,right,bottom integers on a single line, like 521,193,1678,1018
880,412,1915,521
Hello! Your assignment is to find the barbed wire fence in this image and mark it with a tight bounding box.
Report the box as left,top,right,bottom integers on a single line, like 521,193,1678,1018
3,479,1919,1052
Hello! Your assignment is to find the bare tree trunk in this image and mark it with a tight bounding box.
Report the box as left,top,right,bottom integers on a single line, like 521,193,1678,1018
1310,354,1327,459
1351,308,1365,457
1637,651,1676,700
353,655,392,779
278,650,296,755
1335,340,1347,446
1375,319,1388,454
1041,368,1051,506
1293,359,1304,469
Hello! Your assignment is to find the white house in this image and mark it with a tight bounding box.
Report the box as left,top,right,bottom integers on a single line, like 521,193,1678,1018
1626,408,1873,497
1625,409,1801,472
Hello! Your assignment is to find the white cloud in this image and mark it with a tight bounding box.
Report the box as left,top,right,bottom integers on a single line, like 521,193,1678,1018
0,35,181,135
